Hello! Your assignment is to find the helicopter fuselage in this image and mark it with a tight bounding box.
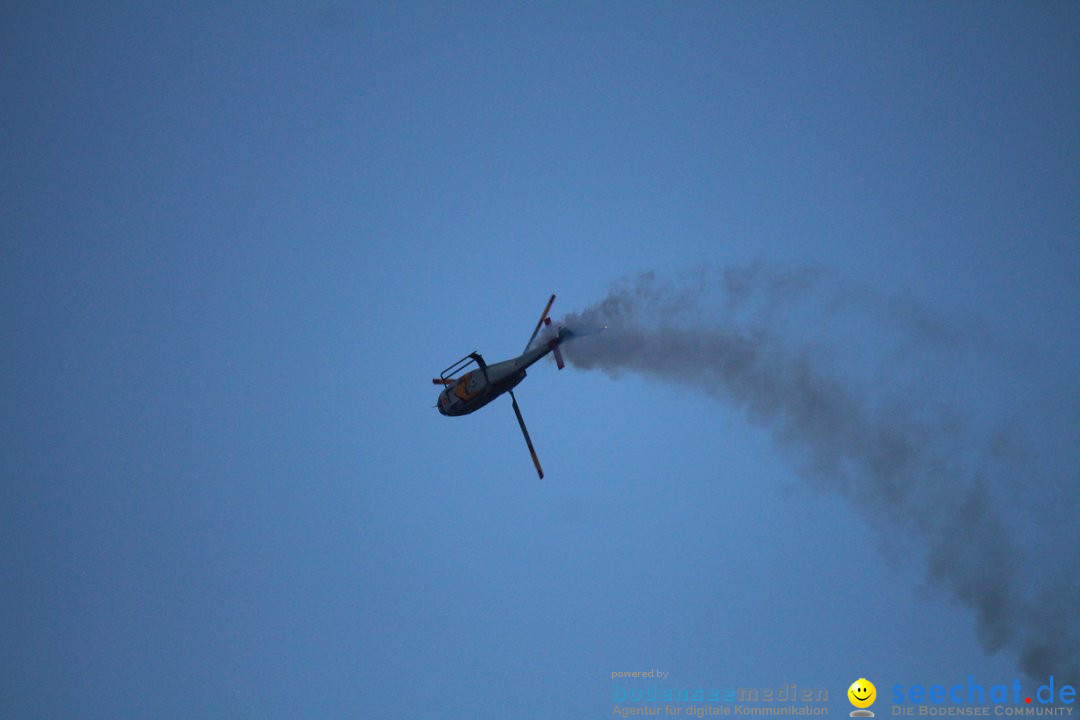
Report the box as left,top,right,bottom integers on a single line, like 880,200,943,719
437,342,554,417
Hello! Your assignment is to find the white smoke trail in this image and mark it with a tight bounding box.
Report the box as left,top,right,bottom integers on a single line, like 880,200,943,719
561,264,1079,683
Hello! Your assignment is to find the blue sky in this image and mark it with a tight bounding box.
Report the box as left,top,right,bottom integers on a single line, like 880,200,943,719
3,3,1079,718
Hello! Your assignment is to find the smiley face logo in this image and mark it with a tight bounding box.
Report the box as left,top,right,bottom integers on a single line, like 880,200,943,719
848,678,877,709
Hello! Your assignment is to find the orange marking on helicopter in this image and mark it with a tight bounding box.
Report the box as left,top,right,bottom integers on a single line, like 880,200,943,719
454,371,476,401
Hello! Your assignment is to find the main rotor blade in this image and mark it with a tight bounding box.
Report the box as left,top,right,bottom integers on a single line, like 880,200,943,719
509,389,544,479
524,294,556,351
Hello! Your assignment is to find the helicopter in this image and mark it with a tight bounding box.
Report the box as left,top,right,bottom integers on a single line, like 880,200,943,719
433,294,569,479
